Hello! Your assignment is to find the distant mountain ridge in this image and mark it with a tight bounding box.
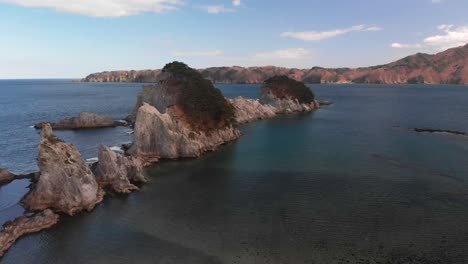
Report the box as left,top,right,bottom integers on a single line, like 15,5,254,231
83,44,468,84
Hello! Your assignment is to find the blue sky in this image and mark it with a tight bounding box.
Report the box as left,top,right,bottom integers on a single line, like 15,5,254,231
0,0,467,78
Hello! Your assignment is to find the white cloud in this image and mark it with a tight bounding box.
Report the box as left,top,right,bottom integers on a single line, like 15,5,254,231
0,0,183,17
423,25,468,48
431,0,444,3
253,48,312,60
200,5,233,14
232,0,241,6
391,43,422,49
391,24,468,50
280,25,383,42
172,50,224,57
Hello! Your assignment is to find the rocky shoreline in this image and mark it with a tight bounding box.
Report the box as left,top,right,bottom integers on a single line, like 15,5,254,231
0,63,329,257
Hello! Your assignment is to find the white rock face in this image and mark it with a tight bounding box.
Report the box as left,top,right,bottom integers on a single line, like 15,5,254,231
93,145,146,194
229,97,277,124
23,124,103,215
129,103,241,161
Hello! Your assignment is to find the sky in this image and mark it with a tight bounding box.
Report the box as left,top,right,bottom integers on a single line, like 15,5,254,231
0,0,468,78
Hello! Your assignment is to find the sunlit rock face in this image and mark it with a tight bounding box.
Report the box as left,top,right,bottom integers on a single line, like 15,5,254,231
129,103,240,161
229,97,277,124
23,124,103,216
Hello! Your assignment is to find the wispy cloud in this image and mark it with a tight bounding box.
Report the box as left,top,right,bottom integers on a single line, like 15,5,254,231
232,0,241,6
391,24,468,50
280,25,383,42
0,0,183,17
253,48,312,60
200,5,234,14
172,50,225,57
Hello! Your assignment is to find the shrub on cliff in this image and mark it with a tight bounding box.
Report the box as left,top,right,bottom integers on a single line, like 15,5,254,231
162,62,236,131
263,75,315,104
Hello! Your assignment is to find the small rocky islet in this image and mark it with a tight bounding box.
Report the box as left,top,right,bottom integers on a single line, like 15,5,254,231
0,62,326,257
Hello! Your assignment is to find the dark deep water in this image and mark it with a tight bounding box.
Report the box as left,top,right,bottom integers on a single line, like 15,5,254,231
1,80,468,263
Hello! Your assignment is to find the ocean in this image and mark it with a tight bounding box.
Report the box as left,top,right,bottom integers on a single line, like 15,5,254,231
1,80,468,263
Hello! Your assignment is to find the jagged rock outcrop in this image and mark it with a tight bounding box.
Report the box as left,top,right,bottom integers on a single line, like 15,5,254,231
128,62,241,161
93,145,146,194
0,209,59,257
127,84,178,123
129,103,240,161
0,168,15,186
35,112,117,130
229,97,277,124
260,76,319,113
23,124,104,215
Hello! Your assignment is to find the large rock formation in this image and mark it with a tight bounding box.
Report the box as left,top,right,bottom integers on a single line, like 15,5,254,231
0,209,59,257
128,62,240,161
260,75,319,113
93,145,146,194
83,44,468,85
229,97,277,124
23,124,104,215
129,103,240,160
35,112,117,130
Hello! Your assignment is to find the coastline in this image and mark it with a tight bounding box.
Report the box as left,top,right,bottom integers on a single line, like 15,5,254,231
0,70,326,257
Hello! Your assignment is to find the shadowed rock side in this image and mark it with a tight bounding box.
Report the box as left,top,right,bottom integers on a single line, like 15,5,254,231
35,112,118,130
22,124,104,215
229,97,277,124
128,103,240,161
93,145,146,194
0,209,59,257
83,44,468,84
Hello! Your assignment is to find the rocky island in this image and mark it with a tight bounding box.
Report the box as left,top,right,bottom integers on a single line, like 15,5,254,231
0,61,327,257
34,112,124,130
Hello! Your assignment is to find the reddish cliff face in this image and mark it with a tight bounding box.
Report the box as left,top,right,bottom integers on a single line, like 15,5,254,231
83,44,468,84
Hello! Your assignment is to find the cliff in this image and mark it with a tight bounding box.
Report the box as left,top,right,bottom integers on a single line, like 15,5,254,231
22,124,104,215
34,112,119,130
83,44,468,85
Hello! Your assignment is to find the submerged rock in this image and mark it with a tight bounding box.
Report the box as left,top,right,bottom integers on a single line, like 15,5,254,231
0,209,59,257
93,145,146,194
35,112,117,130
260,75,319,113
129,103,240,161
413,128,467,136
23,124,104,215
0,168,15,186
229,97,277,124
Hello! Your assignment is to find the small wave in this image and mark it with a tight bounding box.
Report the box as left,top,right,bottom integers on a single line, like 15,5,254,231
110,146,125,154
86,157,98,164
125,130,134,135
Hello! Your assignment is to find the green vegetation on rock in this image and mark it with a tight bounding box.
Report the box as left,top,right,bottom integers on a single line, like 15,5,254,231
263,75,315,104
162,62,236,131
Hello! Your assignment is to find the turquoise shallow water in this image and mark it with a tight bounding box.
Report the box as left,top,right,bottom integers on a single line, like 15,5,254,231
1,81,468,263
